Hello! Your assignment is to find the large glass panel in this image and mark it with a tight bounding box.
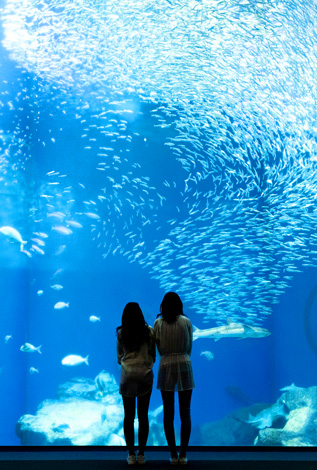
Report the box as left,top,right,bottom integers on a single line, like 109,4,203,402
0,0,317,447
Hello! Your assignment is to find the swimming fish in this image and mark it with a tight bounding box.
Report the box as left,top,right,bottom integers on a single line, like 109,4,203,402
50,284,63,290
0,226,27,252
52,226,73,235
61,354,89,366
66,220,83,229
54,302,69,310
95,370,118,398
200,350,214,361
20,343,42,354
4,0,317,332
89,315,101,322
31,244,45,255
55,245,66,255
84,212,100,220
51,269,64,279
29,367,39,374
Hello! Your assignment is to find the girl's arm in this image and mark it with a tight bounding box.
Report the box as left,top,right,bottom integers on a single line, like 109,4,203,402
117,336,124,364
187,321,193,356
149,329,156,363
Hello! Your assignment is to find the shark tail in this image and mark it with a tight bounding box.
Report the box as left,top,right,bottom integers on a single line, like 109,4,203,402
192,325,200,341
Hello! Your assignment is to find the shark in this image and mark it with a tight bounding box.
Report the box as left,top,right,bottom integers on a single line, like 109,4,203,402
193,319,271,341
280,383,305,392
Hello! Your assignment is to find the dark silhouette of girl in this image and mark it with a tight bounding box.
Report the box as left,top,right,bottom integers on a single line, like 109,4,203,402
154,292,195,465
117,302,156,465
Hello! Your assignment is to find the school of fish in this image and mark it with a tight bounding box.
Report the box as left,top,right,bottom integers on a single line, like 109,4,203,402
1,0,317,330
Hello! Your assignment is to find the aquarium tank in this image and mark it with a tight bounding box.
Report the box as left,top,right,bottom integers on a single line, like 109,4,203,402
1,0,317,447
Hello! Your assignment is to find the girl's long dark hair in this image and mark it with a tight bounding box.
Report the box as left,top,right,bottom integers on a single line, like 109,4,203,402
116,302,150,351
157,292,184,324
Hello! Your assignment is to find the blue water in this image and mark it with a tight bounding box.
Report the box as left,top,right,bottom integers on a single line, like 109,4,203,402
1,0,317,446
1,260,317,445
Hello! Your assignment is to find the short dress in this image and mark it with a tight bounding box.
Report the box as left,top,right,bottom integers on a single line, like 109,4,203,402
117,326,156,397
154,315,195,392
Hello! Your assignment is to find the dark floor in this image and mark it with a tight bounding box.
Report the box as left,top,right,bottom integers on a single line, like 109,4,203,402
0,449,317,470
1,461,317,470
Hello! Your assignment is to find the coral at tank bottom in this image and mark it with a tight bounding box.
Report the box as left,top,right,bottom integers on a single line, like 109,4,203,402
15,371,165,446
255,386,317,446
191,386,317,446
16,374,317,447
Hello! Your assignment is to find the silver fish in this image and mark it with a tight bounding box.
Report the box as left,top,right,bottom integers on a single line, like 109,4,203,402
61,355,89,366
20,343,42,354
54,302,69,310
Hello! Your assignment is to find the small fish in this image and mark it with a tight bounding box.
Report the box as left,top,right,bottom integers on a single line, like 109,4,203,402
84,212,100,220
37,290,44,296
61,354,89,366
29,367,39,374
34,232,48,239
31,238,45,246
51,268,64,279
66,220,83,229
31,245,45,255
47,212,65,219
89,315,101,322
21,249,32,258
55,245,66,255
50,284,63,290
52,226,73,235
200,350,214,361
4,335,12,343
20,343,42,354
54,302,69,310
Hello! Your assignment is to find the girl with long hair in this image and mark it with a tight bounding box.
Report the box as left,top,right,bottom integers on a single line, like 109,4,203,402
117,302,155,465
154,292,195,465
